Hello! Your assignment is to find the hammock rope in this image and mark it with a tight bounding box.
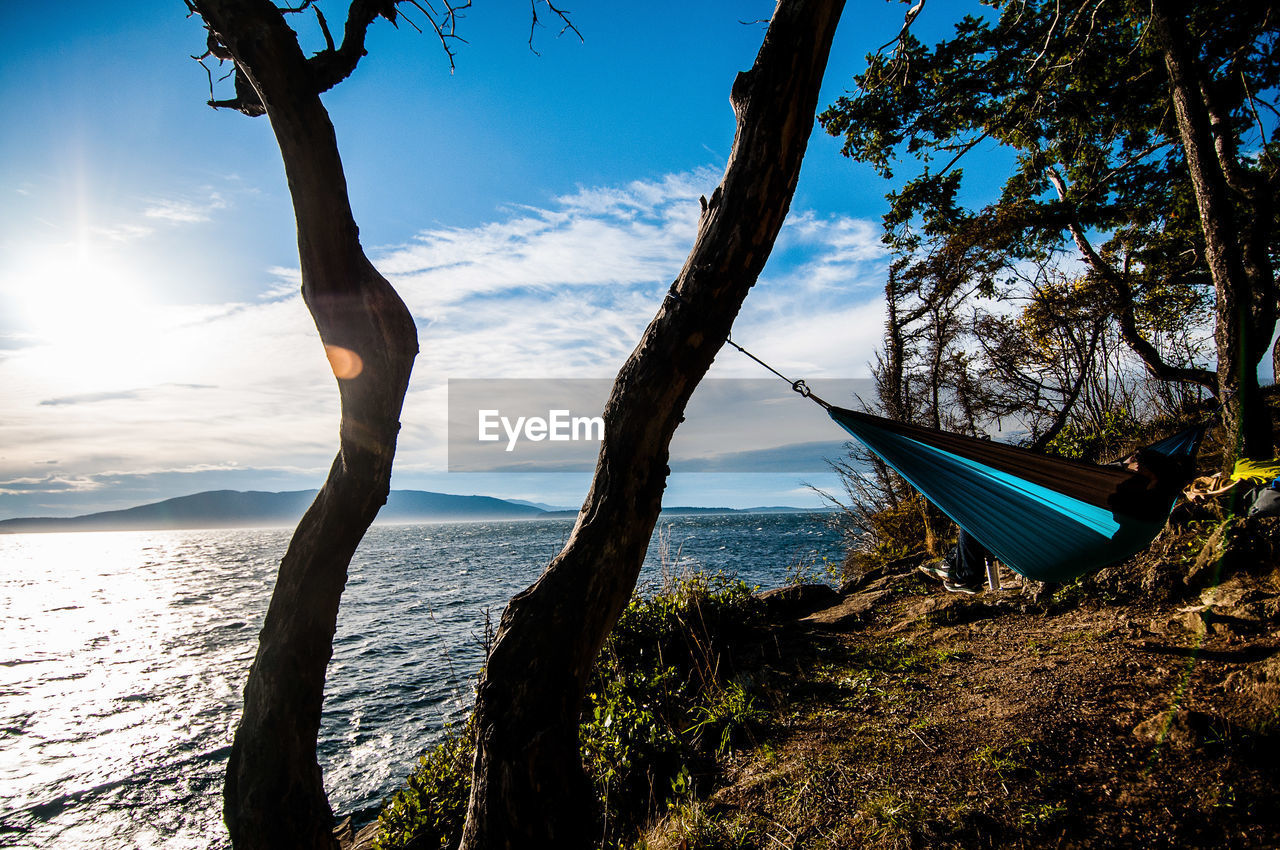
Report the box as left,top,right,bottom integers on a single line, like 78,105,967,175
724,336,831,409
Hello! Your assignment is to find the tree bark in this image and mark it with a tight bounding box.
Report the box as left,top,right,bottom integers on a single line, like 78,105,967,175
458,1,846,847
1274,333,1280,389
1151,0,1274,462
190,2,419,848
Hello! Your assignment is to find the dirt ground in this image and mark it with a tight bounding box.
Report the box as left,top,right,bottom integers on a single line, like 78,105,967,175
344,517,1280,850
641,520,1280,849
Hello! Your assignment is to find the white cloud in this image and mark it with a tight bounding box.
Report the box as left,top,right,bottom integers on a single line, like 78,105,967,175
259,266,303,300
0,168,890,511
93,222,156,243
142,192,228,224
374,172,716,321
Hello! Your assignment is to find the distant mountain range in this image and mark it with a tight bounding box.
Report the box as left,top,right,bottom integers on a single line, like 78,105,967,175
0,490,827,534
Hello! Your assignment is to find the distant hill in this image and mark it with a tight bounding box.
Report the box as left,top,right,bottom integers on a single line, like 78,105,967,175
538,505,833,518
506,498,575,512
0,490,830,534
0,489,546,534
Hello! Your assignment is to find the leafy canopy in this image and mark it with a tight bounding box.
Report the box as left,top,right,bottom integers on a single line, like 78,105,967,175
820,0,1280,383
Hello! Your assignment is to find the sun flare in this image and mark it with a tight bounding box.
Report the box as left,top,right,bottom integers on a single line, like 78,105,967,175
10,239,180,388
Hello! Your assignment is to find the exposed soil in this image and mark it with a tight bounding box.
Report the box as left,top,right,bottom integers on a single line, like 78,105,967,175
642,517,1280,849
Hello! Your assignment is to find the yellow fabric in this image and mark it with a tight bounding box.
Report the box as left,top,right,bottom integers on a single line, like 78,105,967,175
1231,458,1280,484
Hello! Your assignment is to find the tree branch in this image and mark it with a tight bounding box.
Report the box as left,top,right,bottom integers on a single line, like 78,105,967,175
1047,170,1217,390
528,0,583,55
1027,316,1103,451
307,0,399,92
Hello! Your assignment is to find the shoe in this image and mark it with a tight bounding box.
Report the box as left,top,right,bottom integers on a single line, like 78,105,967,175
943,580,982,595
918,560,949,581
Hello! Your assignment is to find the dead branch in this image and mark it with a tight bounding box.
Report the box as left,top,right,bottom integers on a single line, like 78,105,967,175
528,0,583,55
1046,169,1217,390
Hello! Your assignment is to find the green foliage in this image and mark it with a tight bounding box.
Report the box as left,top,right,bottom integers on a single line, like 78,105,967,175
687,680,768,758
784,554,839,587
583,573,769,845
820,0,1280,454
971,738,1035,780
1018,801,1068,829
373,724,472,850
638,800,763,850
846,494,934,573
1044,409,1136,462
375,573,768,850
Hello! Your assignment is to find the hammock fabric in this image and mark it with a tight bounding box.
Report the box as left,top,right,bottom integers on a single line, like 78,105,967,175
828,407,1207,583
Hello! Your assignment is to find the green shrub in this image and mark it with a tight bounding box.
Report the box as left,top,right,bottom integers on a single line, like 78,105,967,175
842,495,935,576
584,573,768,844
1044,409,1135,462
375,572,768,850
374,723,472,850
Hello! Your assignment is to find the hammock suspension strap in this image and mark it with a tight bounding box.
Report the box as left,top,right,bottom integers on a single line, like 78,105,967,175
724,335,831,410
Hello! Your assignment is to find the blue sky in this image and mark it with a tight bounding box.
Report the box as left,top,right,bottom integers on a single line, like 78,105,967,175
0,1,961,518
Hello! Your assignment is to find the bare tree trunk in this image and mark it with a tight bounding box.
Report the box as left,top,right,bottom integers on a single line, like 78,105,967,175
458,1,845,847
1151,0,1274,463
190,2,418,848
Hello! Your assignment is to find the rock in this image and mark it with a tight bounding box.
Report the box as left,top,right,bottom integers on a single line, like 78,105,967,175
1168,605,1261,640
837,576,868,596
838,553,925,595
757,583,838,618
1186,517,1280,589
1162,575,1279,638
1222,652,1280,725
1185,524,1230,588
1132,709,1214,749
803,587,892,628
1198,575,1258,609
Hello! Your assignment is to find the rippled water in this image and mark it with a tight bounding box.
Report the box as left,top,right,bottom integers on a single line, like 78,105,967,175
0,512,841,848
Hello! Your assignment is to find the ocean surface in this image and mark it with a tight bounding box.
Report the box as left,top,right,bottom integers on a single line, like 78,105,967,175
0,511,843,849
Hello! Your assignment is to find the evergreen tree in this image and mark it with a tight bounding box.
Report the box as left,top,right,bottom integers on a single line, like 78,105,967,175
822,0,1279,461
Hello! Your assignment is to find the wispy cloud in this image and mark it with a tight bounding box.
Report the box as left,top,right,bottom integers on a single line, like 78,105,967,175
0,473,107,495
1,168,889,514
260,266,302,300
40,390,147,407
143,192,228,224
0,333,38,351
377,172,709,318
38,384,219,407
93,222,156,243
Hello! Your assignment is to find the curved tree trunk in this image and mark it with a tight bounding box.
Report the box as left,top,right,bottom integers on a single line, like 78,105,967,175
459,2,846,847
190,2,419,847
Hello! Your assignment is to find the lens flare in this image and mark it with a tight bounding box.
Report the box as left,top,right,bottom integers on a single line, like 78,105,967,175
324,345,364,379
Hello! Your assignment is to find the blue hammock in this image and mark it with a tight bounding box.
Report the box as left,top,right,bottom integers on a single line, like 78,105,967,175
828,407,1207,583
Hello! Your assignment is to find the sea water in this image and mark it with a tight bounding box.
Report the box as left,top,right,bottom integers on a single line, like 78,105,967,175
0,512,842,848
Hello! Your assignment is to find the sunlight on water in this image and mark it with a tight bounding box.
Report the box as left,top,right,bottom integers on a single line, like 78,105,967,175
0,514,840,848
0,530,283,848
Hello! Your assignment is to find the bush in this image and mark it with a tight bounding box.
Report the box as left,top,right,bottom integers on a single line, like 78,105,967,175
1044,409,1136,462
375,572,769,850
584,574,769,845
374,724,472,850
